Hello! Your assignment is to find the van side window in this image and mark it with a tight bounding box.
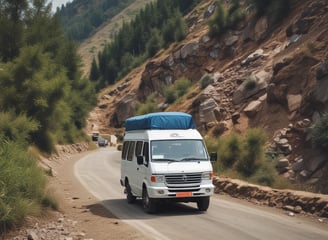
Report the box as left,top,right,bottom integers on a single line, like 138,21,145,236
135,141,143,157
122,141,130,160
127,141,135,161
143,142,149,166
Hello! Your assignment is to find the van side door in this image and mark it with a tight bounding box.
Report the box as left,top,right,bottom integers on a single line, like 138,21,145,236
121,141,130,185
134,141,149,196
125,141,138,194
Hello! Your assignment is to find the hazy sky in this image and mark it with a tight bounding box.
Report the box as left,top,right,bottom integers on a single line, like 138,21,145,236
50,0,71,11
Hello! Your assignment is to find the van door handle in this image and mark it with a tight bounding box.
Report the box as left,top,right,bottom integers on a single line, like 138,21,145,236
137,167,139,171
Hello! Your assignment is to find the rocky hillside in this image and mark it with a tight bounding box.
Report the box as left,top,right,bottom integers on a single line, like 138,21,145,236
86,0,328,193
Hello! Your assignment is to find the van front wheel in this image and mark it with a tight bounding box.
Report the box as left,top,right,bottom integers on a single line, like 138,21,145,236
142,187,157,214
197,196,210,211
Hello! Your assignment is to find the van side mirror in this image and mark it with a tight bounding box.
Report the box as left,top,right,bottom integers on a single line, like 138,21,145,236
137,155,144,165
210,152,217,162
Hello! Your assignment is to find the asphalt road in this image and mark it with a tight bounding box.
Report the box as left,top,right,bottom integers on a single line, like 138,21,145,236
74,147,328,240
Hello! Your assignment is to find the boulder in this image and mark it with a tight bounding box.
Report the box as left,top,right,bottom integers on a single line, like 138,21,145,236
276,158,290,168
292,158,304,172
224,33,239,47
244,100,262,118
180,42,199,59
254,16,268,41
199,98,219,124
241,49,264,66
287,94,302,112
232,70,270,105
110,93,137,128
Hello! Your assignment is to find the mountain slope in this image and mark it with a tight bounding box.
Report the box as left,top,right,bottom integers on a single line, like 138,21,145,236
86,0,328,192
77,0,155,75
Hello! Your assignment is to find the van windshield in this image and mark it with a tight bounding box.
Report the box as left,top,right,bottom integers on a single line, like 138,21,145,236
151,140,208,162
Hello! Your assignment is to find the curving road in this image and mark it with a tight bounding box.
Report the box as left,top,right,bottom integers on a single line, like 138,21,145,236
74,147,328,240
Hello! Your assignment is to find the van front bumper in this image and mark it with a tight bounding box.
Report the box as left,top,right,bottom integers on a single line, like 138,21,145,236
146,183,214,199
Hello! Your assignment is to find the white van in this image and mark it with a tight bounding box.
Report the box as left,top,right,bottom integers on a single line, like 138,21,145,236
120,112,217,213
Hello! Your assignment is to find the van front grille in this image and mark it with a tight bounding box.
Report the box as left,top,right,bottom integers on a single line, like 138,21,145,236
165,173,201,192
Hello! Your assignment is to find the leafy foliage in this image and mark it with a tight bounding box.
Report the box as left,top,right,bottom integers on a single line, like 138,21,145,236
0,0,96,152
0,137,51,233
0,0,97,230
200,74,213,90
312,113,328,152
0,112,38,146
164,77,192,104
218,133,240,168
146,29,163,57
208,0,244,37
209,128,278,186
135,93,159,115
237,128,267,176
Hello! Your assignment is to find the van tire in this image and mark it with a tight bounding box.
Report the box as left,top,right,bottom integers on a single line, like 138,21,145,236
125,180,136,204
142,187,157,214
197,196,210,211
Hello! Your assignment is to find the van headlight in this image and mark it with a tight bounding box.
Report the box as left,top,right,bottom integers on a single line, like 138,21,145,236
202,172,213,180
150,175,165,183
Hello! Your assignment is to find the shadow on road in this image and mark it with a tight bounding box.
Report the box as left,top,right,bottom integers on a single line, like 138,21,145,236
98,198,205,220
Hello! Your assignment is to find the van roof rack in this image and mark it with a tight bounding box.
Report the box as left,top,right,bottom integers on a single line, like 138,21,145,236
125,112,195,131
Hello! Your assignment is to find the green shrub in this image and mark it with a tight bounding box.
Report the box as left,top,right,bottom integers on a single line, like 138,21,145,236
0,111,38,145
219,133,241,168
226,0,244,28
175,77,191,97
200,74,212,90
0,138,53,232
135,94,159,115
236,128,267,177
249,161,275,186
208,0,226,37
205,137,220,154
164,77,191,104
165,86,177,104
312,113,328,151
208,0,244,37
146,29,163,57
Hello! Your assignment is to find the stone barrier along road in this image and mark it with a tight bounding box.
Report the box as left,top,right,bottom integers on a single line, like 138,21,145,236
213,177,328,218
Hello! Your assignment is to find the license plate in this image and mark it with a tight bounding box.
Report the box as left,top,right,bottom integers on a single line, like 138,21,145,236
176,192,192,197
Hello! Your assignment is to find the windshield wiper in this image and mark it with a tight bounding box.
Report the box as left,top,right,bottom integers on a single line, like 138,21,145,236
180,157,204,161
154,158,180,162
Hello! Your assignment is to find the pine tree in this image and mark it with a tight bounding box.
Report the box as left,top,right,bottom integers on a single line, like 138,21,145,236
90,57,100,81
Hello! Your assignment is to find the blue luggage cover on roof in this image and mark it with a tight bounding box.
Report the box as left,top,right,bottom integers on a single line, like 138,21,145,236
125,112,195,131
